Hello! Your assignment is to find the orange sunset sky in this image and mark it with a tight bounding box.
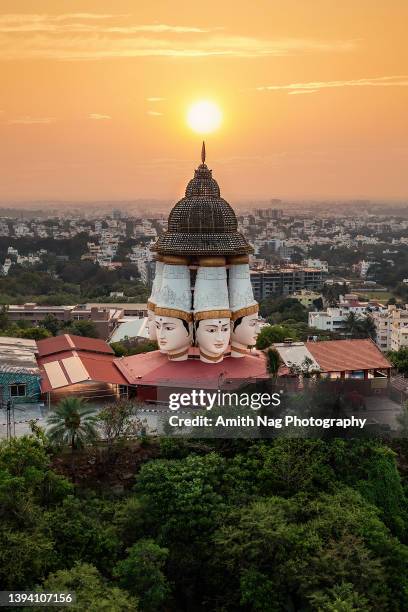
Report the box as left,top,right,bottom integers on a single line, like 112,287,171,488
0,0,407,202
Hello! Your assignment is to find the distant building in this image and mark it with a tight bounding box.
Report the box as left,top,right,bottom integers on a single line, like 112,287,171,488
7,303,125,340
254,207,283,220
290,289,323,308
371,305,408,352
358,260,372,277
250,267,323,300
308,308,349,332
309,295,386,332
302,258,329,273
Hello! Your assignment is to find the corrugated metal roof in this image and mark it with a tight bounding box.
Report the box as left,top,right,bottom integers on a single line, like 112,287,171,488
38,349,126,392
37,334,113,357
306,339,391,372
0,336,39,371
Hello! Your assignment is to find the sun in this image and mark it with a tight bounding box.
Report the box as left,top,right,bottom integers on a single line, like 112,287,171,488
187,100,222,135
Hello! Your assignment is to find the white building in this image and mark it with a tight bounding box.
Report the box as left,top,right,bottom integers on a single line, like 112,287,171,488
308,308,349,332
371,306,408,352
309,296,386,332
302,259,329,273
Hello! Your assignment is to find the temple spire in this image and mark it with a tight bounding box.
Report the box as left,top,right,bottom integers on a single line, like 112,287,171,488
201,140,206,164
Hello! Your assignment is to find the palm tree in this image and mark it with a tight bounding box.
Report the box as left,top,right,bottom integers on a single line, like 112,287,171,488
342,312,362,338
359,315,376,340
47,397,99,451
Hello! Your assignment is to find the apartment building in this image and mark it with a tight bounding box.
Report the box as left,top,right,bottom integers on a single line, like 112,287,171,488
250,267,323,300
368,306,408,352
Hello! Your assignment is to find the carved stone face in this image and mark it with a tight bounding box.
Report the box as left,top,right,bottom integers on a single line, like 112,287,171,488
147,309,157,341
196,318,230,359
231,313,261,348
155,316,192,354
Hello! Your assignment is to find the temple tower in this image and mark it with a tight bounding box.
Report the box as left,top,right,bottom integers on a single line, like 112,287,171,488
148,144,260,362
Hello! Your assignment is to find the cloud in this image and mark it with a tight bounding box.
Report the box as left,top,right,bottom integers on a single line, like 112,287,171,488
89,113,111,120
0,14,355,60
288,89,318,95
147,97,166,102
7,116,56,124
256,75,408,93
0,14,216,34
147,110,163,116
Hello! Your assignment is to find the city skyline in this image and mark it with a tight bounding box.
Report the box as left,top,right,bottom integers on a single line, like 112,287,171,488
1,0,408,201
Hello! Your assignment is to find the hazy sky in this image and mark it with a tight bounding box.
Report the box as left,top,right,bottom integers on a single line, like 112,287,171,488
1,0,407,201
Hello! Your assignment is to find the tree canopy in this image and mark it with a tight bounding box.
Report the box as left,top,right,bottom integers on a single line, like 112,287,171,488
1,429,408,611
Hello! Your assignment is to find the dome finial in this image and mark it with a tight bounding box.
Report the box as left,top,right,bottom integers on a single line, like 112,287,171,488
201,141,206,164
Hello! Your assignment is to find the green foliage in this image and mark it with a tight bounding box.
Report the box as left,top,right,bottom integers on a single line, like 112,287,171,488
113,496,146,548
259,296,308,323
20,326,52,340
98,401,150,454
0,437,72,589
0,528,55,590
266,347,281,377
110,341,127,356
135,453,226,542
63,319,99,338
213,489,408,611
1,429,408,610
110,340,158,357
0,324,51,340
256,324,296,349
387,346,408,375
135,453,226,606
0,436,72,513
39,563,138,612
0,304,9,330
43,313,62,336
114,539,170,610
308,582,370,611
47,496,121,573
46,397,99,450
342,312,376,339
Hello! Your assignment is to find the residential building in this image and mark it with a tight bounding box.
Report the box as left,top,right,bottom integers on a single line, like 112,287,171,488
390,308,408,351
250,267,323,300
308,308,349,332
273,339,391,380
371,305,408,352
302,258,329,273
309,295,386,332
290,289,323,308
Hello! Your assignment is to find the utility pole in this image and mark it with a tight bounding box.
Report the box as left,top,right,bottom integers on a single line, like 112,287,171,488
5,400,13,441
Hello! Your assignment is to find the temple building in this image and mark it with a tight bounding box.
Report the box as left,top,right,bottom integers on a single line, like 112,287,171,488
121,143,269,398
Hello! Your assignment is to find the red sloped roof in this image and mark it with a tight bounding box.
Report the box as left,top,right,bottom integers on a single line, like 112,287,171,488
38,350,126,392
115,350,269,388
37,334,113,357
306,339,391,372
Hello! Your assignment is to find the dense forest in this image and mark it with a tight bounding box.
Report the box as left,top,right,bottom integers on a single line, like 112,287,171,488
1,430,408,611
